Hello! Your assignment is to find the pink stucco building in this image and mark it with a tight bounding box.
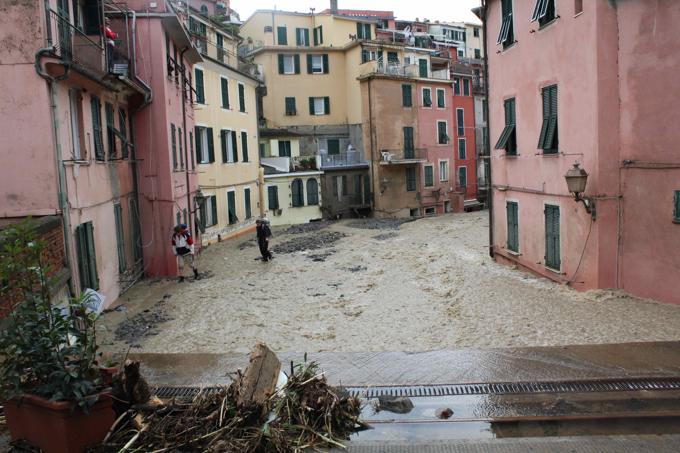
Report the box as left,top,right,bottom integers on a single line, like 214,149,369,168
482,0,680,304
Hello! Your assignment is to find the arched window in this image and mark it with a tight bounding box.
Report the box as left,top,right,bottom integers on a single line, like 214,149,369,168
306,178,319,205
200,5,208,15
291,178,304,207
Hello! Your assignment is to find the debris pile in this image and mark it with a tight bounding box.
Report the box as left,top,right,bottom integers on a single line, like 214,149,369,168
272,231,347,254
372,232,399,241
285,221,334,234
113,299,173,347
347,219,412,230
91,344,364,452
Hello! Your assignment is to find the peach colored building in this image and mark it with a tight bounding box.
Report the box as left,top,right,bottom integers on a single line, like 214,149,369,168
483,0,680,304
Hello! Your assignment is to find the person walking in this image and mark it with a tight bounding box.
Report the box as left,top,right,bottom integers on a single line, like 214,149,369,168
172,224,198,281
256,218,273,261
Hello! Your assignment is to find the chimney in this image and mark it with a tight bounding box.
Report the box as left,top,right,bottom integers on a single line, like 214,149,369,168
330,0,338,14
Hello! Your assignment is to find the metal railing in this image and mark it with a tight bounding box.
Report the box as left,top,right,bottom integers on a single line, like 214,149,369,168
46,9,105,76
318,151,368,168
380,148,426,162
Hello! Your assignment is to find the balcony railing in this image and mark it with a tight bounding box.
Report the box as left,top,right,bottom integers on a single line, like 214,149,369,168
379,148,426,164
363,62,450,80
318,151,368,169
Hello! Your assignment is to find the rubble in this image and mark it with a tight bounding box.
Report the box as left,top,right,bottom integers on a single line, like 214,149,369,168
308,250,336,262
112,299,173,347
285,221,334,234
372,232,399,241
375,395,414,414
272,231,347,254
347,218,413,230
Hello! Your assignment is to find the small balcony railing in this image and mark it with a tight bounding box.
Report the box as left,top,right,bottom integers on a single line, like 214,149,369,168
379,148,426,164
318,151,368,169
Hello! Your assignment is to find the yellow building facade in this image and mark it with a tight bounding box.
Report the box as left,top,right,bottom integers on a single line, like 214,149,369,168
190,11,263,243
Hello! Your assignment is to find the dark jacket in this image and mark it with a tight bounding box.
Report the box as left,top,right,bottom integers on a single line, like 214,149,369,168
256,224,272,241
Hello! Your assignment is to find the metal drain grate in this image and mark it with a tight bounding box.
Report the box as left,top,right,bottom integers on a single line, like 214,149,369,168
152,377,680,400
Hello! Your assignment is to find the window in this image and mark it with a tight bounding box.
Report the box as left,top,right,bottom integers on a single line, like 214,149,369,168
418,59,428,78
506,201,519,253
437,121,449,145
238,83,246,112
532,0,557,27
307,179,319,205
195,126,214,163
195,68,205,104
497,0,515,48
285,97,296,115
406,167,416,192
474,48,481,59
402,84,412,107
278,54,300,74
436,88,445,108
575,0,583,14
220,77,230,109
119,108,129,159
90,96,104,161
291,178,304,207
674,191,680,223
538,85,558,153
327,139,340,155
268,185,279,210
458,49,465,58
458,166,467,188
387,51,399,64
221,129,237,163
424,165,434,188
356,23,371,40
545,204,561,270
277,26,287,45
75,221,98,290
458,138,467,159
203,195,217,227
171,123,177,169
495,97,517,155
474,27,480,37
69,90,83,159
227,190,238,225
105,102,117,158
307,54,329,74
216,33,225,62
244,188,252,219
113,203,126,273
178,127,184,169
189,130,195,169
361,49,378,63
403,127,414,157
313,26,323,45
278,140,291,157
463,79,470,96
309,96,330,115
422,88,432,107
200,4,208,14
440,160,449,181
241,131,249,162
457,108,465,136
296,27,310,46
453,78,461,95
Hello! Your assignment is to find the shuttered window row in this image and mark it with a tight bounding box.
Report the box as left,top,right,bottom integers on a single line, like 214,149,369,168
538,85,558,153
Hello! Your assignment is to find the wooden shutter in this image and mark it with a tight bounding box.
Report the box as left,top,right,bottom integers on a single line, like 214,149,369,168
419,59,428,78
423,89,431,107
307,179,318,205
221,78,229,108
178,127,184,169
277,26,287,45
171,123,177,169
221,130,228,162
322,54,329,73
425,166,433,187
241,131,249,162
268,185,279,209
402,84,412,107
341,175,348,195
207,127,214,162
91,97,104,160
324,97,330,114
438,122,447,144
114,204,126,273
194,126,201,163
292,179,303,207
313,27,318,45
306,54,313,74
85,222,98,290
319,26,323,44
227,191,237,224
294,54,301,74
278,54,285,74
365,24,371,40
296,28,303,45
238,84,245,112
507,202,518,252
304,29,310,46
195,69,204,103
538,86,551,148
231,130,238,162
545,205,561,269
309,97,315,114
244,188,252,219
403,127,414,154
211,196,218,226
675,191,680,221
356,22,363,39
437,89,445,108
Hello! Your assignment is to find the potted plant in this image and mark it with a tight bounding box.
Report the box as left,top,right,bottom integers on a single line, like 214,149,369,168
0,220,115,453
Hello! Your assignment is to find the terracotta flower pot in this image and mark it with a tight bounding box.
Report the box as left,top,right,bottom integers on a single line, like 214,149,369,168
4,393,115,453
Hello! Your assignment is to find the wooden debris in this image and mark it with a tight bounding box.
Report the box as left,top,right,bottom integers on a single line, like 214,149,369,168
236,342,281,407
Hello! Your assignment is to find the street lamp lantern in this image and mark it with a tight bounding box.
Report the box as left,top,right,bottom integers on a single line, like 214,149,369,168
193,189,206,210
564,163,596,219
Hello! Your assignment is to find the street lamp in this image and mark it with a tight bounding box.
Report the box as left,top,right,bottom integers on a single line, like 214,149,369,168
564,163,596,219
193,189,206,213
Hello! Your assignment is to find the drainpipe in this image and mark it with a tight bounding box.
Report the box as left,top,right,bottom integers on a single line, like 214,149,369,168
180,46,193,236
367,77,377,211
35,48,76,294
477,1,493,258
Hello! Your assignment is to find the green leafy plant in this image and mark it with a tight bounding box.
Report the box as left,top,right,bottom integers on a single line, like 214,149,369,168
0,220,104,411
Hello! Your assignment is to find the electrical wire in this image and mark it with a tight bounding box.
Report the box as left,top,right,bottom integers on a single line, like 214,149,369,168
567,214,594,285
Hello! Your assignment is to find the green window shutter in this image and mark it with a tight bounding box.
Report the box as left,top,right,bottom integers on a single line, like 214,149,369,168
674,190,680,221
189,131,195,169
313,27,318,45
231,130,239,162
341,175,348,195
356,22,363,39
327,139,340,155
322,54,329,73
304,29,310,46
419,59,428,78
221,78,229,108
238,84,245,112
309,97,315,115
227,191,237,224
457,109,465,136
458,167,467,187
91,97,104,161
75,225,87,290
194,126,201,163
403,127,414,156
207,127,215,162
307,54,313,74
105,102,116,158
220,130,228,162
423,89,432,107
307,179,319,205
324,96,330,114
178,127,184,169
241,131,249,162
171,123,177,169
365,24,371,40
425,166,433,187
507,201,518,252
277,26,287,45
438,122,448,144
361,49,369,64
458,138,466,159
195,68,204,104
292,179,303,207
406,167,416,191
211,196,218,226
244,188,252,219
268,185,279,209
296,27,302,45
118,109,129,159
437,89,445,108
545,205,561,269
285,97,296,115
294,54,301,73
463,79,470,96
401,84,412,107
319,26,323,44
85,222,98,290
114,204,126,273
278,54,284,74
538,86,550,148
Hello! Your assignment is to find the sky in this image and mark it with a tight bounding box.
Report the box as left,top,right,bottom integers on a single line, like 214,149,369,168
230,0,483,24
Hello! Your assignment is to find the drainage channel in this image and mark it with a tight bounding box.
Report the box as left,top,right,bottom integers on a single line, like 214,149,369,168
152,376,680,400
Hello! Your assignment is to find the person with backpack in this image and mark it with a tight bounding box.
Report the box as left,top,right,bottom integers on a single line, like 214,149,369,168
172,224,198,281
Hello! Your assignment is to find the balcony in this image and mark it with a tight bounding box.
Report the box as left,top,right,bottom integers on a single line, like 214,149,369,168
362,61,450,81
317,150,368,170
379,148,426,165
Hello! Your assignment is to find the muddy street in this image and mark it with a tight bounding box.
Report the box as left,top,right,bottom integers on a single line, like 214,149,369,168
98,212,680,354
